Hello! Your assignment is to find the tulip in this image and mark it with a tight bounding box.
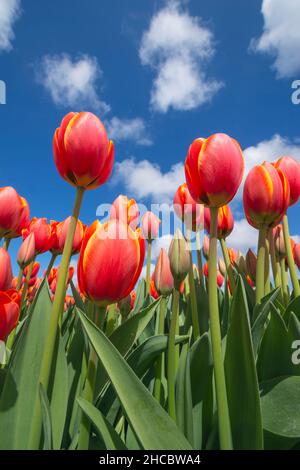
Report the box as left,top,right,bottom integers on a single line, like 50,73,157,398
168,229,190,290
0,248,13,291
203,263,224,288
24,261,40,279
0,289,21,341
204,205,234,240
246,249,257,282
110,195,139,230
154,249,174,296
185,133,244,208
294,244,300,271
0,187,30,240
23,218,56,255
17,233,35,269
78,219,145,306
141,211,161,241
48,266,74,294
274,156,300,207
218,258,226,277
202,234,210,260
173,183,204,232
149,273,159,300
51,217,86,255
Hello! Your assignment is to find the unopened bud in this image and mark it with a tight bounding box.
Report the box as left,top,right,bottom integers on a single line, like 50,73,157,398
168,229,190,289
17,233,35,269
154,249,174,296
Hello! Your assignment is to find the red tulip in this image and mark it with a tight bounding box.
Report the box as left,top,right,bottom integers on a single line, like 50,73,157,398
17,233,35,268
53,112,114,189
0,248,13,291
203,262,224,287
218,258,226,276
51,217,86,255
0,289,21,341
185,133,244,208
48,266,74,294
202,234,210,260
141,211,161,240
243,162,290,229
173,183,204,231
78,219,145,306
228,248,238,266
204,205,234,239
110,195,139,230
24,261,40,279
0,187,30,239
274,156,300,207
154,248,174,296
246,249,257,281
149,273,159,299
23,218,56,254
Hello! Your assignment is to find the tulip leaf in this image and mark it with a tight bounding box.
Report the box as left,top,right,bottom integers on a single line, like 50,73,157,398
77,397,127,450
77,308,192,450
176,341,194,446
39,383,53,451
224,277,263,449
70,280,85,312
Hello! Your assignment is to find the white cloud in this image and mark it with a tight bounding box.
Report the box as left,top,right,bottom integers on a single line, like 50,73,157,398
36,54,110,113
0,0,21,52
251,0,300,78
151,234,173,260
227,219,258,254
106,117,152,146
139,0,222,112
113,157,184,202
141,263,155,279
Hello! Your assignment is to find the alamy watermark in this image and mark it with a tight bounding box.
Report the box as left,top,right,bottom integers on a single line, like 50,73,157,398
291,80,300,104
0,80,6,104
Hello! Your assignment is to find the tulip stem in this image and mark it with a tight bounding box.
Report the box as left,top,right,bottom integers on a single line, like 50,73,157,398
256,226,267,304
20,259,35,309
16,267,23,291
28,186,85,450
167,288,179,422
282,214,300,297
264,233,270,295
269,231,281,289
3,238,11,251
196,231,204,288
220,238,236,295
146,240,152,294
45,253,57,279
77,304,104,450
208,207,232,450
280,258,289,306
187,231,200,340
154,296,167,403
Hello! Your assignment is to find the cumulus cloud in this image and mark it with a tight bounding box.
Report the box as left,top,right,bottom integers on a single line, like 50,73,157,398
106,117,152,146
113,157,184,202
0,0,21,52
35,54,110,113
251,0,300,78
227,219,258,254
139,0,222,112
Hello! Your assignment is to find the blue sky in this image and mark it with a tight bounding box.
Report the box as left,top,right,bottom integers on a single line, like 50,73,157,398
1,0,300,275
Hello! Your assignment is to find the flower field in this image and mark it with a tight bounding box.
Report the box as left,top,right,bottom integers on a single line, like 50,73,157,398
1,111,300,451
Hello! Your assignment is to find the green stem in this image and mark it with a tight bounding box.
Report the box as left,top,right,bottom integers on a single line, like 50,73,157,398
28,187,85,450
282,214,300,297
280,258,289,306
45,253,57,279
269,231,281,289
16,267,24,291
3,238,11,251
154,296,167,403
187,233,200,340
77,304,104,450
167,288,179,422
264,233,270,295
208,207,232,450
220,238,236,295
146,240,152,294
196,231,204,288
256,225,267,304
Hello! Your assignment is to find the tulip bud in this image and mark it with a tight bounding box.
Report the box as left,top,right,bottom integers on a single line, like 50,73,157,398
0,289,21,341
168,229,190,289
202,234,210,260
0,248,13,291
203,262,224,288
110,195,139,230
204,205,234,239
246,249,257,281
154,249,174,296
141,211,161,241
173,183,204,232
23,218,56,254
218,258,226,276
237,254,247,274
273,225,285,259
51,217,86,255
17,233,35,269
274,156,300,207
0,187,30,239
149,273,159,299
228,248,238,265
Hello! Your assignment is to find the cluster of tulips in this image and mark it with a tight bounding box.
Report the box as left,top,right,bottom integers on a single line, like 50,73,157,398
1,111,300,451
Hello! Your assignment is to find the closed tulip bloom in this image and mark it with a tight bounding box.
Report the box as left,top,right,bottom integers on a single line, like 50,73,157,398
149,273,159,299
246,249,257,281
218,257,226,276
23,218,56,254
24,261,40,279
53,112,114,189
141,211,161,241
173,183,204,231
154,249,174,296
185,133,244,208
0,187,30,239
202,234,210,260
0,289,21,341
274,156,300,207
78,219,145,306
0,248,13,291
168,229,190,288
204,205,234,239
48,266,74,294
243,162,290,229
51,217,86,255
17,233,35,269
110,195,139,230
203,263,224,288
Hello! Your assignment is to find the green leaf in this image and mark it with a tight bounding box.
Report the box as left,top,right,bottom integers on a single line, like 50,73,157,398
0,281,52,450
132,279,148,314
77,308,192,450
283,296,300,323
39,384,53,450
225,277,263,449
70,280,85,312
176,342,194,446
77,397,127,450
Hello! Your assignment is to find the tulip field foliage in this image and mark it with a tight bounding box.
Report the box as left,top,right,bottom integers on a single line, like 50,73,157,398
1,271,300,450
